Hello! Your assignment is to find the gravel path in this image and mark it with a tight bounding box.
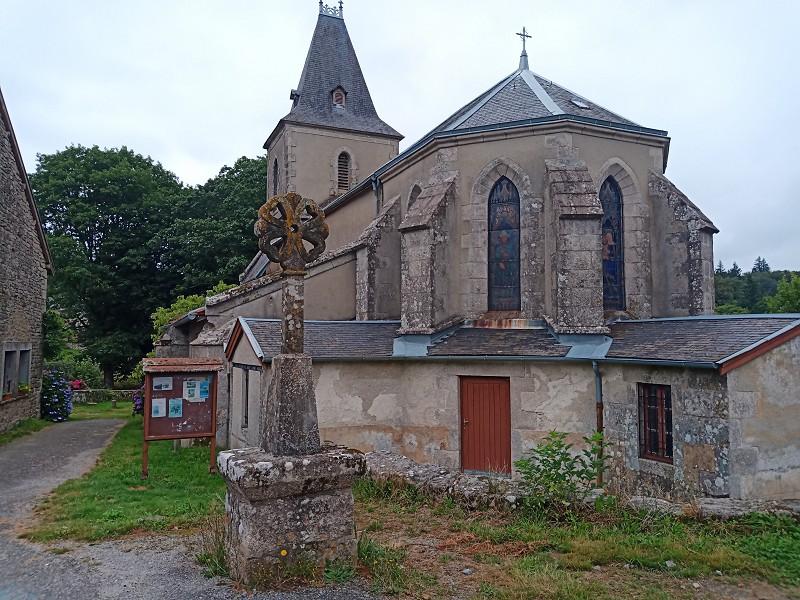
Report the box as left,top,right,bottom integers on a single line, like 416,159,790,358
0,419,379,600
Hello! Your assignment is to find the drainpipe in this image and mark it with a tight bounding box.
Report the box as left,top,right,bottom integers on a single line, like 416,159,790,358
592,360,604,486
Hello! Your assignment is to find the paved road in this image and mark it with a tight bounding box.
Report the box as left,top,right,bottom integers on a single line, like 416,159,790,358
0,419,378,600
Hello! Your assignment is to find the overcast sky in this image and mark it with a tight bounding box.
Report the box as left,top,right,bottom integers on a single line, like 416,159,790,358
2,0,798,270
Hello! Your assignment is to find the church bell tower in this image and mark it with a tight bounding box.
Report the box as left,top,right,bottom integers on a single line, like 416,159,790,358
264,2,402,204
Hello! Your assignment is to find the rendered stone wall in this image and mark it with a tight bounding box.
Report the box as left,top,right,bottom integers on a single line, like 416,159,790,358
726,335,800,500
0,106,47,433
227,358,597,472
602,364,729,502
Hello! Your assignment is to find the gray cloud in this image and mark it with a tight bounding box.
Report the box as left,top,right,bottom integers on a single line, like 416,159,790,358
2,0,798,269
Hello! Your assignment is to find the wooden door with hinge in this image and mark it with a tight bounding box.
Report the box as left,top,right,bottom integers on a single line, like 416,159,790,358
459,376,511,474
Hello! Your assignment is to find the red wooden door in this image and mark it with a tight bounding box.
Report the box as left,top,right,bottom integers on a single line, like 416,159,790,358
460,377,511,474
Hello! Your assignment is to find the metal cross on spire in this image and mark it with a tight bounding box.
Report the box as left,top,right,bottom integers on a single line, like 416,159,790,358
516,27,531,70
516,27,531,52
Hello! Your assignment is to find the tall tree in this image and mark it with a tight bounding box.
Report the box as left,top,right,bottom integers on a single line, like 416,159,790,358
729,262,742,277
752,256,770,273
31,145,186,386
766,274,800,313
163,155,266,295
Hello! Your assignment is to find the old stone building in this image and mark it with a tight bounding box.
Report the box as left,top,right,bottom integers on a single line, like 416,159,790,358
0,86,52,432
161,5,800,502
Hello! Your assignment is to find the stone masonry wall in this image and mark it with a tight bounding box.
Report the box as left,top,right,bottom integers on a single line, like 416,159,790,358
544,159,606,333
603,364,729,502
649,171,716,316
0,104,48,432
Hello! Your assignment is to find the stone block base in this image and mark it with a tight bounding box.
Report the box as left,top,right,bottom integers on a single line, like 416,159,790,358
217,445,366,583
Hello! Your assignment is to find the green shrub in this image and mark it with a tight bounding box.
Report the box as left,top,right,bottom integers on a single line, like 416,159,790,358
514,431,608,516
46,349,102,387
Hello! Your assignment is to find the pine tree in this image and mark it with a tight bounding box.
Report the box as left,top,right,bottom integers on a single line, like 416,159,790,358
752,256,770,273
715,260,726,275
729,262,742,277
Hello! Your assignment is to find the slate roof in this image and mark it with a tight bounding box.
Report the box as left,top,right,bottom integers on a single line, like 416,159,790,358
607,316,800,364
428,327,569,358
264,14,401,148
228,315,800,372
240,319,399,361
429,63,642,135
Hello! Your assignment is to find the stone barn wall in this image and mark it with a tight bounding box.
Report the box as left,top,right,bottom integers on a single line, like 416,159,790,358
0,100,48,432
602,364,729,502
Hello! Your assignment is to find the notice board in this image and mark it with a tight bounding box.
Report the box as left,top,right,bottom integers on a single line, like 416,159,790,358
144,371,217,440
141,358,223,478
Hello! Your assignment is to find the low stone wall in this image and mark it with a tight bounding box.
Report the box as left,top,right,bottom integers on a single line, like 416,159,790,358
366,451,800,520
0,393,38,433
72,389,138,405
365,451,524,510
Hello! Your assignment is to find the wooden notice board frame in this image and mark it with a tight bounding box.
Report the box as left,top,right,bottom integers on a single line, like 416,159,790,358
141,358,223,479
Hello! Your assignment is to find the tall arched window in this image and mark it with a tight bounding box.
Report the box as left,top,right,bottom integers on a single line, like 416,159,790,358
408,184,422,210
337,152,351,191
600,176,625,311
272,158,279,197
488,176,521,311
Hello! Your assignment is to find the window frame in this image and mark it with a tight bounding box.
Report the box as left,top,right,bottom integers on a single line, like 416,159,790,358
337,152,351,192
637,382,673,463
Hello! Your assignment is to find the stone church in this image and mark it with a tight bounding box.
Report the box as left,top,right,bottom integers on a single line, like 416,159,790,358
160,4,800,502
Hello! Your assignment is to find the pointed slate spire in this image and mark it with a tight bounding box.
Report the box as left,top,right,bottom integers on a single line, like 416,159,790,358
266,5,401,147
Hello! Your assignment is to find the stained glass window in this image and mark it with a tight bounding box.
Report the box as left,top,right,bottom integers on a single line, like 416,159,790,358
488,177,520,311
600,177,625,311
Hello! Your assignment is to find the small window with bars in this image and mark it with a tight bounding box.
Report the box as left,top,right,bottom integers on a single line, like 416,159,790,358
337,152,351,191
638,383,673,463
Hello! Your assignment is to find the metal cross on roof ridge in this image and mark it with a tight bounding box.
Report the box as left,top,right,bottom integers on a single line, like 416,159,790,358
516,26,532,52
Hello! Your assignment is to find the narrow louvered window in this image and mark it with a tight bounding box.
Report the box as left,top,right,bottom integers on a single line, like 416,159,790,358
638,383,673,463
272,158,279,197
337,152,351,191
241,369,249,429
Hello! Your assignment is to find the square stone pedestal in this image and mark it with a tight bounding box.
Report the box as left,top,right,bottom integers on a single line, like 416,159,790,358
217,445,366,583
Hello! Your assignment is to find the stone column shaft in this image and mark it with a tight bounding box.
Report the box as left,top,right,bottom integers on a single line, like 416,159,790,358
281,274,304,354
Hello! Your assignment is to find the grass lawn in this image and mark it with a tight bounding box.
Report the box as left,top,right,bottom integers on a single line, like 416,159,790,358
353,479,800,599
25,407,225,541
70,399,134,421
0,418,51,447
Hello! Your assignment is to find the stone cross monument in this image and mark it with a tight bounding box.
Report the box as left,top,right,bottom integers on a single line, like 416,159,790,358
217,192,366,584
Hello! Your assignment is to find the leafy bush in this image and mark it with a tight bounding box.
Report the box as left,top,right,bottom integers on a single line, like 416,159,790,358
46,348,103,388
150,281,235,344
514,431,608,516
40,368,73,422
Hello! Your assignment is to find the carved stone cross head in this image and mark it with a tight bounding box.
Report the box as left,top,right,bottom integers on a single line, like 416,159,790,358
255,192,329,275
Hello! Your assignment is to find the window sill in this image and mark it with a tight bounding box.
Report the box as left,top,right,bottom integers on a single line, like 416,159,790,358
1,392,31,405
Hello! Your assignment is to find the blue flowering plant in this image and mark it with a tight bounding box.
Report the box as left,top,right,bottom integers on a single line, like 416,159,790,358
132,387,144,416
40,368,73,422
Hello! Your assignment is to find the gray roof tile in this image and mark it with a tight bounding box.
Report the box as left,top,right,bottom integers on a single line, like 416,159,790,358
432,66,638,135
607,316,800,364
265,14,401,147
242,319,399,361
428,327,569,357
